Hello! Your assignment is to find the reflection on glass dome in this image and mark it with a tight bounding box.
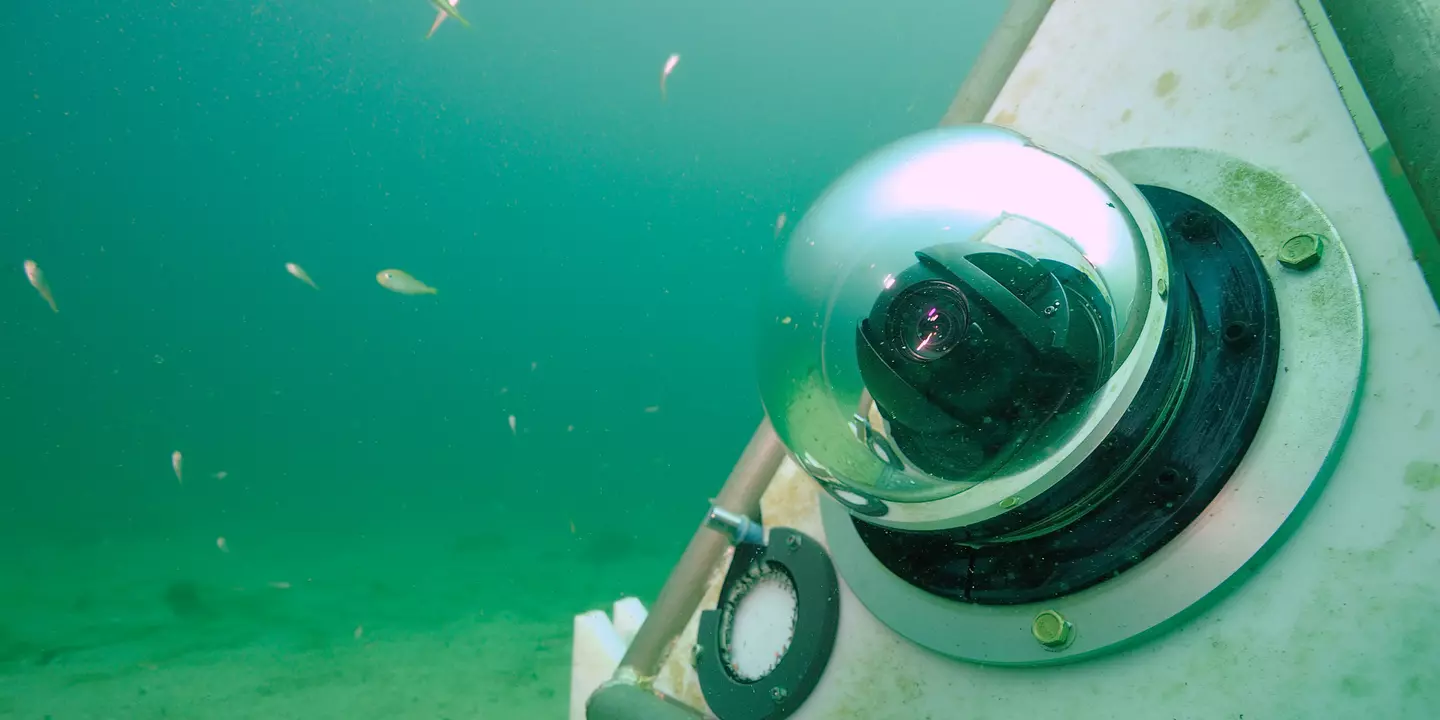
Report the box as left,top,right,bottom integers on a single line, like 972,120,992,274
758,125,1166,513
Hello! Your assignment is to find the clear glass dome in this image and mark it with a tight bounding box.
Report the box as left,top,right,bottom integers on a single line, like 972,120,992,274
758,125,1167,513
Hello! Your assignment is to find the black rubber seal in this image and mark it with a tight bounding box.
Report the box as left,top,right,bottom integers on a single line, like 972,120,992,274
852,185,1281,605
697,528,841,719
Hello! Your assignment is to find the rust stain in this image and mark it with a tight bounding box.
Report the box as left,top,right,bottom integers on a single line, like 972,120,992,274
1012,68,1046,98
1155,71,1181,97
992,108,1019,126
1404,461,1440,492
1187,7,1214,29
1220,0,1271,30
1121,109,1133,123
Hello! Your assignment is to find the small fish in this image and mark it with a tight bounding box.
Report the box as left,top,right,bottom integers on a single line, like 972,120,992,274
212,470,229,481
425,0,469,32
172,451,184,484
23,260,58,313
507,414,517,435
644,405,660,413
660,53,680,101
216,536,229,553
774,212,788,239
267,581,292,590
376,269,438,295
426,0,463,38
285,262,319,289
354,625,365,640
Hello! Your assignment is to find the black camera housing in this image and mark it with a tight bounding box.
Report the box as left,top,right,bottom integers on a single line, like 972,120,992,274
855,242,1112,480
853,186,1282,604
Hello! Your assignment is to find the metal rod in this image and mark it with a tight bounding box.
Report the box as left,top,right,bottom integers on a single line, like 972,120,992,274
941,0,1055,126
704,506,764,546
586,682,712,720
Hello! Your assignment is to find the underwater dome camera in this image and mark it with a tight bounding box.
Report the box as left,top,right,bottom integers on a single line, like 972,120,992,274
757,124,1278,606
855,230,1114,484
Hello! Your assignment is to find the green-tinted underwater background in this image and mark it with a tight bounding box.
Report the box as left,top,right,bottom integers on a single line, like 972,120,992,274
1,1,1001,716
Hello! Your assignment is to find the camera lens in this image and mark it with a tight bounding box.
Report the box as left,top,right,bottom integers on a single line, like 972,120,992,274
887,281,970,362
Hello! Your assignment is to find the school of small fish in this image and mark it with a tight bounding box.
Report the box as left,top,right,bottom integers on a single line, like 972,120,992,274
426,0,464,39
23,260,57,313
376,268,439,295
286,262,319,289
660,53,681,102
12,0,783,640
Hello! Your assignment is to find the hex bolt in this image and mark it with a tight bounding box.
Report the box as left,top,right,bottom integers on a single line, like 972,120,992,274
1279,233,1323,271
691,643,704,668
785,534,802,551
770,686,789,703
1032,609,1075,650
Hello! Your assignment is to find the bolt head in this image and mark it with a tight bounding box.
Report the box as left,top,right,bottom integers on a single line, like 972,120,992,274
1032,609,1075,650
1279,233,1323,270
770,686,789,703
785,534,802,551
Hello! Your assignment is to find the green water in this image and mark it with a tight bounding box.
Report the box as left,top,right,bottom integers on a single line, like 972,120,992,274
0,0,1002,715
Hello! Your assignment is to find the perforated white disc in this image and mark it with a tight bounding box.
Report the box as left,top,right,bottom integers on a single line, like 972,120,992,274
722,562,799,681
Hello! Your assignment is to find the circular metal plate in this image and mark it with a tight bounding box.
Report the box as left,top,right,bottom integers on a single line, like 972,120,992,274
820,147,1365,665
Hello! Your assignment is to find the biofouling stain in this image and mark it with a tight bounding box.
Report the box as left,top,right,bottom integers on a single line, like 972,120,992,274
1402,461,1440,492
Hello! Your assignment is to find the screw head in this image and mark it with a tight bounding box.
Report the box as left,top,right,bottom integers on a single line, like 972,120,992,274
1032,609,1075,650
770,686,789,703
1279,233,1323,270
785,534,802,551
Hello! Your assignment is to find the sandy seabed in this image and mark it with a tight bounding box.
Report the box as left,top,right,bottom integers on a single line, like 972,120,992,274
0,527,667,719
